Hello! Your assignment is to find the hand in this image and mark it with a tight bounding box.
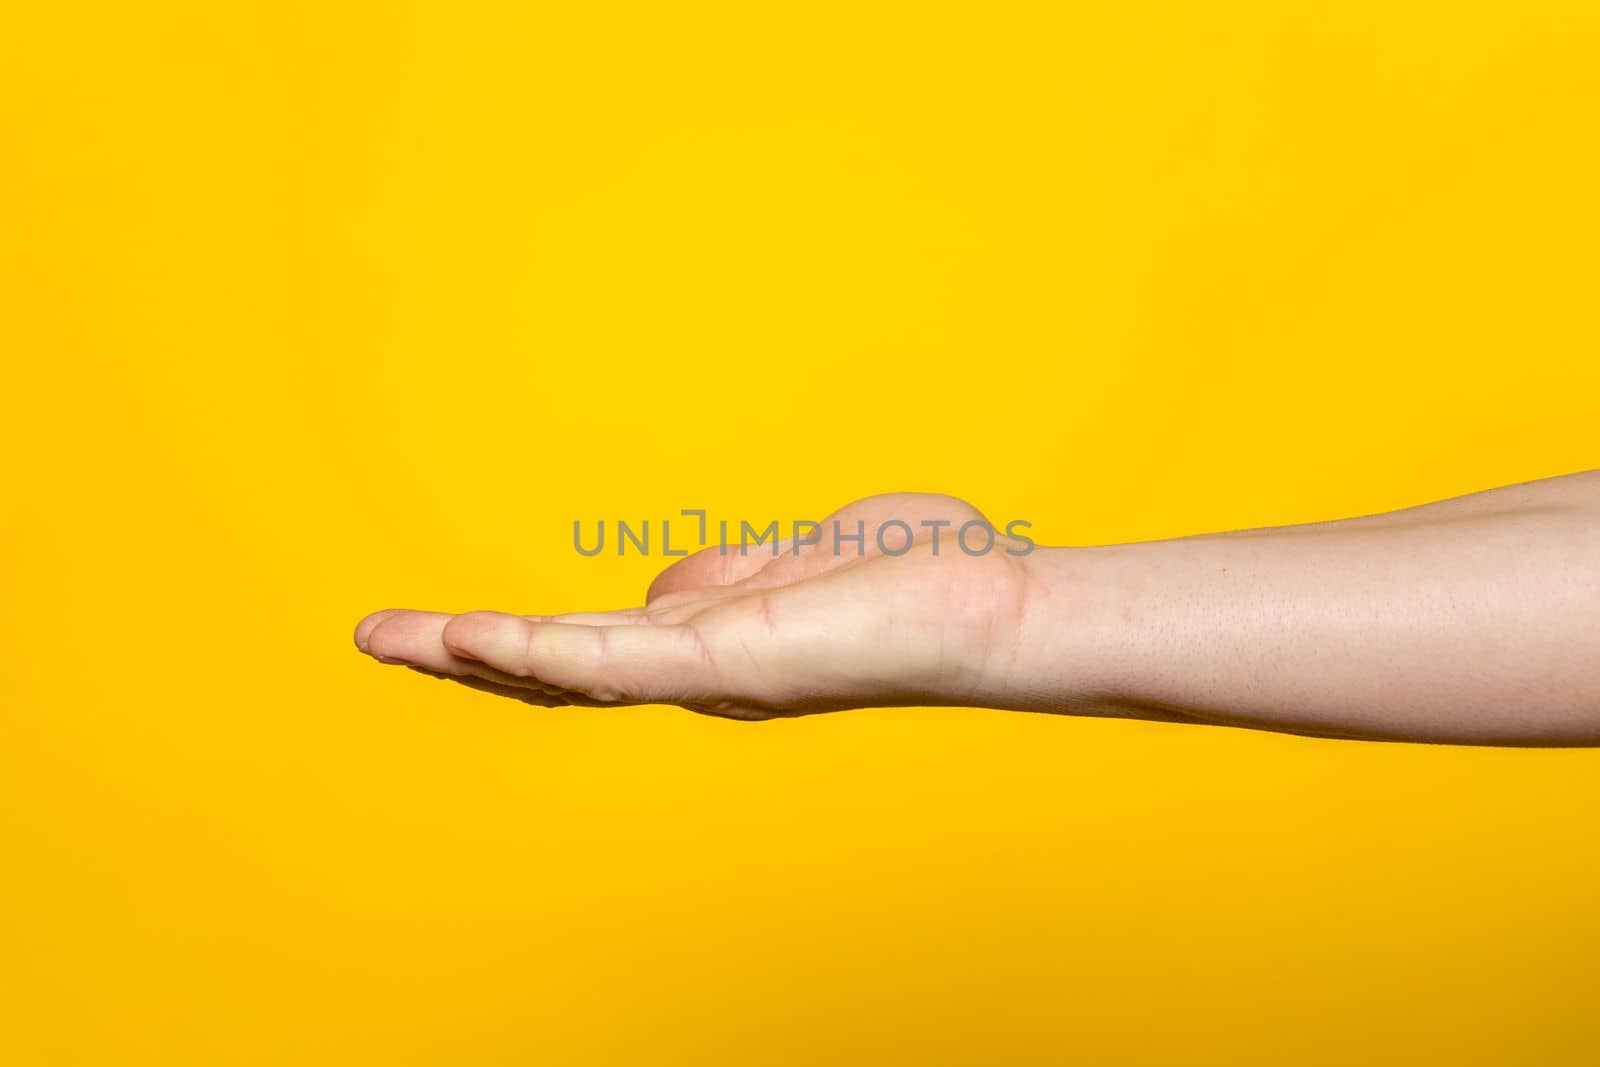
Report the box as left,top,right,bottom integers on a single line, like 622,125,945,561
355,494,1035,719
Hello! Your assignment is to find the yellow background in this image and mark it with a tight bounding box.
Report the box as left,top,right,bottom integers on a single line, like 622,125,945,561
4,2,1598,1063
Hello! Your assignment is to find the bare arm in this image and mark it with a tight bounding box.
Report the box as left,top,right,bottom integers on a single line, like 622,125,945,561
356,471,1600,745
1013,471,1600,744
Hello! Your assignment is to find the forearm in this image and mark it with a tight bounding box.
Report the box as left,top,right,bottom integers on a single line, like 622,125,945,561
1010,472,1600,744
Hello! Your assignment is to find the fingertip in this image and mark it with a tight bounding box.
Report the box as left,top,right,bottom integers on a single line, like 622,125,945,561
354,609,405,653
363,612,416,663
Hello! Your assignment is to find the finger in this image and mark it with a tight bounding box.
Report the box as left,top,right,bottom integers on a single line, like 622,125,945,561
645,540,793,602
355,609,405,652
363,610,565,694
409,668,582,708
541,609,654,627
823,492,984,532
441,611,726,705
445,675,620,708
638,584,749,616
749,493,990,582
364,609,460,664
646,494,992,602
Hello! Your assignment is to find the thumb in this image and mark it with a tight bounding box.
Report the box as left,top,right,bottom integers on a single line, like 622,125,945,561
440,611,730,707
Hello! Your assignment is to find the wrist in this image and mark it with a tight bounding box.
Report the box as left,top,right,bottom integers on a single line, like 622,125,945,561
996,545,1141,715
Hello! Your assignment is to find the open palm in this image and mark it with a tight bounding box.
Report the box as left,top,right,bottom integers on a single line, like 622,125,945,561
356,494,1034,719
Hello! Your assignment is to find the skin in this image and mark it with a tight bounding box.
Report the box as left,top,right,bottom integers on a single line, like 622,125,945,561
356,471,1600,745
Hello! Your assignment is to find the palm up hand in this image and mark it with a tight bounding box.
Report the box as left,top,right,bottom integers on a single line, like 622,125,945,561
355,494,1033,719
